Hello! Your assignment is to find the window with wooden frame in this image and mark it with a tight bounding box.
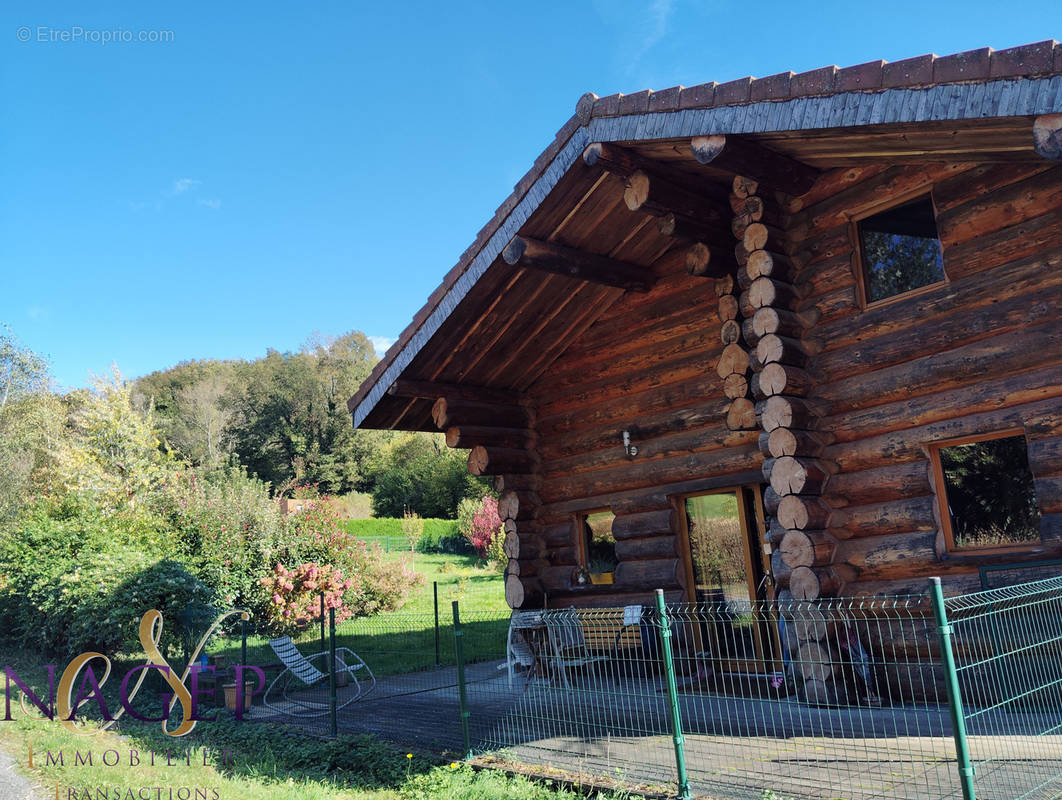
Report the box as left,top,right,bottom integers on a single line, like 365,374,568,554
577,510,617,582
930,430,1043,553
853,193,946,305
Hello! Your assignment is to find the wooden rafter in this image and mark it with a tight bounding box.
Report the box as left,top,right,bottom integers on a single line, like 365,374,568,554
386,379,525,406
501,236,655,292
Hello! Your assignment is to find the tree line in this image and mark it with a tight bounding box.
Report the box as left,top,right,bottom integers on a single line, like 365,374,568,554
0,324,487,520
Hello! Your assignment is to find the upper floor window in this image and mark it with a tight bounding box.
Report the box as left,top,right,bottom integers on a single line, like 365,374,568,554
856,194,946,304
931,431,1042,552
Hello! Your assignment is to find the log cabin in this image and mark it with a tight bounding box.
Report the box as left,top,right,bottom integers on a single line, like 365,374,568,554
348,43,1062,625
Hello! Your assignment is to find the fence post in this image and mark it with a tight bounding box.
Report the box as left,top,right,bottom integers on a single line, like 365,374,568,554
930,577,976,800
452,600,472,759
240,614,247,669
655,589,692,800
320,593,326,654
434,581,441,667
328,605,338,738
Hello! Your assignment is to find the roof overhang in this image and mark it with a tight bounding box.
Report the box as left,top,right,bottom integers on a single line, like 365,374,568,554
350,71,1062,431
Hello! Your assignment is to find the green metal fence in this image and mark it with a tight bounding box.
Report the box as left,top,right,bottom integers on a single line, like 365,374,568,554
449,578,1062,800
944,575,1062,800
220,576,1062,800
211,597,509,746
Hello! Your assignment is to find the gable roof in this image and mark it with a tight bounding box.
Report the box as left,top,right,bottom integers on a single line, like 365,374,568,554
349,41,1062,430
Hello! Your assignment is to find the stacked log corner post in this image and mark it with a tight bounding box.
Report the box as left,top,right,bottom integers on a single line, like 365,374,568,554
731,173,840,704
498,480,546,610
713,271,756,431
431,396,542,609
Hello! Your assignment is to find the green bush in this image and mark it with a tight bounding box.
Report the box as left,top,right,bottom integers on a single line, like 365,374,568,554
0,500,213,658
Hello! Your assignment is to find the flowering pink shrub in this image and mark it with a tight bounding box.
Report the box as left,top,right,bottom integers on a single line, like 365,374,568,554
260,562,354,631
465,496,501,558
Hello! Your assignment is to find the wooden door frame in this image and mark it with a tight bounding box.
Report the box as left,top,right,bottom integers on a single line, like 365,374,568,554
675,483,777,673
676,484,768,605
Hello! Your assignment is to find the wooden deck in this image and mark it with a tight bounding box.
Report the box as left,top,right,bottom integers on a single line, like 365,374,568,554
249,659,1062,800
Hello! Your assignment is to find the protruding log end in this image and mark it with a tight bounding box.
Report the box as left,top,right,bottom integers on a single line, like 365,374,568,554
575,92,598,125
1033,114,1062,161
502,235,527,265
690,134,727,165
623,170,651,212
686,242,711,276
726,397,757,430
733,175,758,199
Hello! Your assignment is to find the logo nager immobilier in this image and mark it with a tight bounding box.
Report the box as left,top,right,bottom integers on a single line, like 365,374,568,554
3,609,265,736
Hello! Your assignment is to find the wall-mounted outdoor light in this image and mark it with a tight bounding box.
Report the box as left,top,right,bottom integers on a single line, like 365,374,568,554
622,430,638,457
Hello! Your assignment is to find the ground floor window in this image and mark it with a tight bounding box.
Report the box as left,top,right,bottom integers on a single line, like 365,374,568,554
931,430,1042,551
577,510,617,583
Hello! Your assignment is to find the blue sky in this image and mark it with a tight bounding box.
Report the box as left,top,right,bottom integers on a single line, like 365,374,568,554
1,2,1057,388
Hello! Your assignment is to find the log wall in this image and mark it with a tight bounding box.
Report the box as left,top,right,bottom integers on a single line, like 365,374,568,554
451,159,1062,610
788,161,1062,596
523,257,762,607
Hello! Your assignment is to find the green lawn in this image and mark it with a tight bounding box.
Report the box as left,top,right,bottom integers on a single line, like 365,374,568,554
386,551,507,615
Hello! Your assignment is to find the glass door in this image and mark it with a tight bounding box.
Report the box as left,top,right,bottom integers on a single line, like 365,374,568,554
682,486,776,672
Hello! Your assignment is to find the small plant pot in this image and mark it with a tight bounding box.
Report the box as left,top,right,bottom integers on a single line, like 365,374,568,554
223,682,254,713
589,572,614,585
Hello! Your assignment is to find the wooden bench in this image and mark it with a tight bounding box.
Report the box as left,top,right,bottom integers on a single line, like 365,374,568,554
576,606,644,656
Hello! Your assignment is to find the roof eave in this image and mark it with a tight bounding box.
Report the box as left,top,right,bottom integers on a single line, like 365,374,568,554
350,73,1062,430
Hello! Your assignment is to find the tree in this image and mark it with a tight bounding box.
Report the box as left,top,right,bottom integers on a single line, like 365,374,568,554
175,374,232,467
134,359,236,467
0,328,60,517
64,367,174,510
368,433,486,518
0,324,49,409
223,331,383,495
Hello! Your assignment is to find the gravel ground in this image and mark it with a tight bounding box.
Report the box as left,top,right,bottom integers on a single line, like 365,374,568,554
0,748,40,800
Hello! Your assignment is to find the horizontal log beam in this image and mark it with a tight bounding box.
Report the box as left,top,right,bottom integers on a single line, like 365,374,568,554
691,134,820,197
467,445,536,476
386,379,525,407
502,235,655,293
432,397,531,430
582,141,646,179
445,425,531,450
623,170,731,229
658,211,731,245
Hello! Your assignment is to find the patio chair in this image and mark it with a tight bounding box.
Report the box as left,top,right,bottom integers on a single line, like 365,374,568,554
544,609,610,688
499,610,544,687
263,636,376,717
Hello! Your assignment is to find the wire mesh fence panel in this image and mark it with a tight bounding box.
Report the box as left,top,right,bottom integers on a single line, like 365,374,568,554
207,577,1062,800
946,575,1062,800
462,599,961,800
